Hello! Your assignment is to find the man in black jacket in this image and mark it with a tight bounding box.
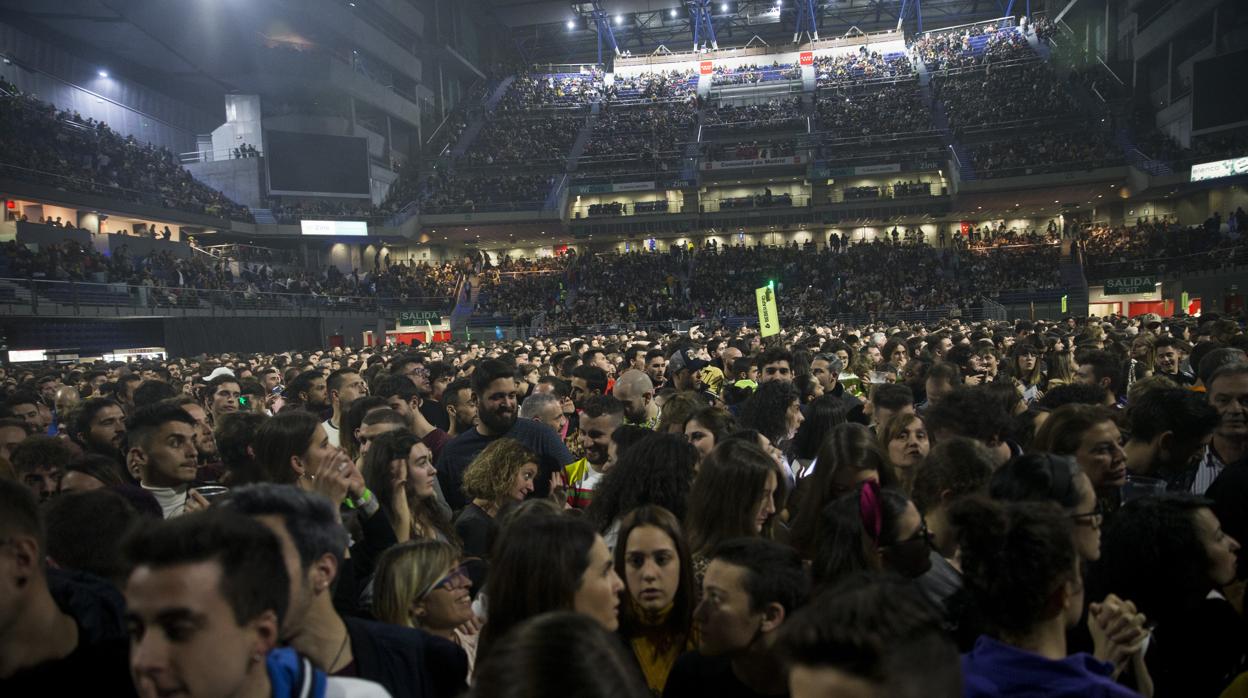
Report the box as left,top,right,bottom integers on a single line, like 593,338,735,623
0,479,135,695
225,484,468,697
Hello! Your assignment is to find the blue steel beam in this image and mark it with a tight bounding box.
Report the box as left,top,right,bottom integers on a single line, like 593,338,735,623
687,0,718,50
794,0,820,42
589,1,620,64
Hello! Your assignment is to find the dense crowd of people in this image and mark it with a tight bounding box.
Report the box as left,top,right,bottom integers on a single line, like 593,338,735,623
710,62,801,86
0,78,253,222
814,48,914,86
2,305,1248,697
816,81,934,140
1,237,465,306
414,170,555,214
703,98,805,131
464,113,585,167
582,104,698,165
934,62,1082,133
912,24,1035,71
605,69,698,102
1082,216,1248,279
969,131,1121,177
495,71,603,112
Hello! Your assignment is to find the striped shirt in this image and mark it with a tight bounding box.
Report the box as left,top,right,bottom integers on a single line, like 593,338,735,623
1192,445,1229,495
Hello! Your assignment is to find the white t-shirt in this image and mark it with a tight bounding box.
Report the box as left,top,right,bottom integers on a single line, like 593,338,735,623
323,419,340,448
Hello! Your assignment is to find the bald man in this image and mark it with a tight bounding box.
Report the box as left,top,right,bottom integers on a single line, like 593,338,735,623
53,386,81,435
612,369,658,428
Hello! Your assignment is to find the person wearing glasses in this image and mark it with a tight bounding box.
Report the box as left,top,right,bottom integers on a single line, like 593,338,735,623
810,479,933,590
954,497,1147,697
373,540,480,680
988,454,1152,689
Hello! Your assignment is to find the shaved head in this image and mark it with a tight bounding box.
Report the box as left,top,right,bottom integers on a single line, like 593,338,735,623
612,369,653,400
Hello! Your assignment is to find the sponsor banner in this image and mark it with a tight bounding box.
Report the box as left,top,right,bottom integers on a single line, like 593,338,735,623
1190,155,1248,182
300,220,368,236
611,181,656,192
755,286,780,337
799,51,814,66
570,181,657,194
813,161,903,177
853,163,902,175
1103,276,1158,296
700,61,713,75
703,154,808,171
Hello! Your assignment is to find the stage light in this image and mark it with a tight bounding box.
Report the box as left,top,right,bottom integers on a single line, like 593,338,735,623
615,15,622,25
670,9,678,17
567,19,576,29
97,70,109,78
721,3,729,10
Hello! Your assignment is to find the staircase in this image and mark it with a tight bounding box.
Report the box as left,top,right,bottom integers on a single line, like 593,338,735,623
564,112,597,172
448,274,478,337
1114,128,1173,177
1059,241,1090,317
924,81,976,181
1025,26,1052,61
251,208,277,225
484,76,516,111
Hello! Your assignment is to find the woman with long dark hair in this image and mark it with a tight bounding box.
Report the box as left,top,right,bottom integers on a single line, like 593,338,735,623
789,394,847,477
810,479,931,589
682,407,737,469
586,433,697,550
363,428,454,543
479,514,624,663
789,422,894,559
615,506,696,694
683,439,782,593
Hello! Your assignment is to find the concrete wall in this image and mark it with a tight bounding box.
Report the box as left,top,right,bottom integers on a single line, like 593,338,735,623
184,158,266,210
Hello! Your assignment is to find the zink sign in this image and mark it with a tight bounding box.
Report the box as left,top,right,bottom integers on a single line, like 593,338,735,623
1103,277,1157,296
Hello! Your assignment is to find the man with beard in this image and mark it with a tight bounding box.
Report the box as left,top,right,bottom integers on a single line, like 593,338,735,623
435,360,575,511
70,397,127,464
164,396,223,480
281,370,330,416
563,395,624,510
441,377,477,437
611,370,659,428
126,404,207,518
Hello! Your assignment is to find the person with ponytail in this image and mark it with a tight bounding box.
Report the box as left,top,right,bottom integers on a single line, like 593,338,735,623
810,479,932,589
953,497,1148,697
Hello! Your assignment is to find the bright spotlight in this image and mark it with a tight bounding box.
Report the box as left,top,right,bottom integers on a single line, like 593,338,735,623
616,15,623,24
97,70,109,78
566,19,575,29
670,9,678,17
721,3,729,11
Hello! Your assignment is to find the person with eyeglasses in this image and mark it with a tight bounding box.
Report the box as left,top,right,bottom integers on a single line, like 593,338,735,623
988,453,1151,689
373,540,480,681
809,479,932,590
954,497,1147,698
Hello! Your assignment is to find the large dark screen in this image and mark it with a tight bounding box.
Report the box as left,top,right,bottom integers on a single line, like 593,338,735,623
1193,50,1248,132
265,130,370,196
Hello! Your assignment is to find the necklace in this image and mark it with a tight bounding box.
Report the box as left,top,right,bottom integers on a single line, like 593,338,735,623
327,629,350,674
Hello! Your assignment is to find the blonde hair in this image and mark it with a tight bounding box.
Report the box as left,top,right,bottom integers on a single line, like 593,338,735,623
461,438,537,502
372,539,460,628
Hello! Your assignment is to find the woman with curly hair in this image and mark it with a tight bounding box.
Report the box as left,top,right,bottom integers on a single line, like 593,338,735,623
586,432,697,549
362,428,454,543
1032,404,1126,510
1091,495,1245,697
955,498,1146,697
454,438,539,559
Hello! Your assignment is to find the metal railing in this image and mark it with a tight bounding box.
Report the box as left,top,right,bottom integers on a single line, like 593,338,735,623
0,277,454,317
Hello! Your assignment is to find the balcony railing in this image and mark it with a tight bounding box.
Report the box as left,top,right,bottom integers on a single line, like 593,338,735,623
0,277,453,317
